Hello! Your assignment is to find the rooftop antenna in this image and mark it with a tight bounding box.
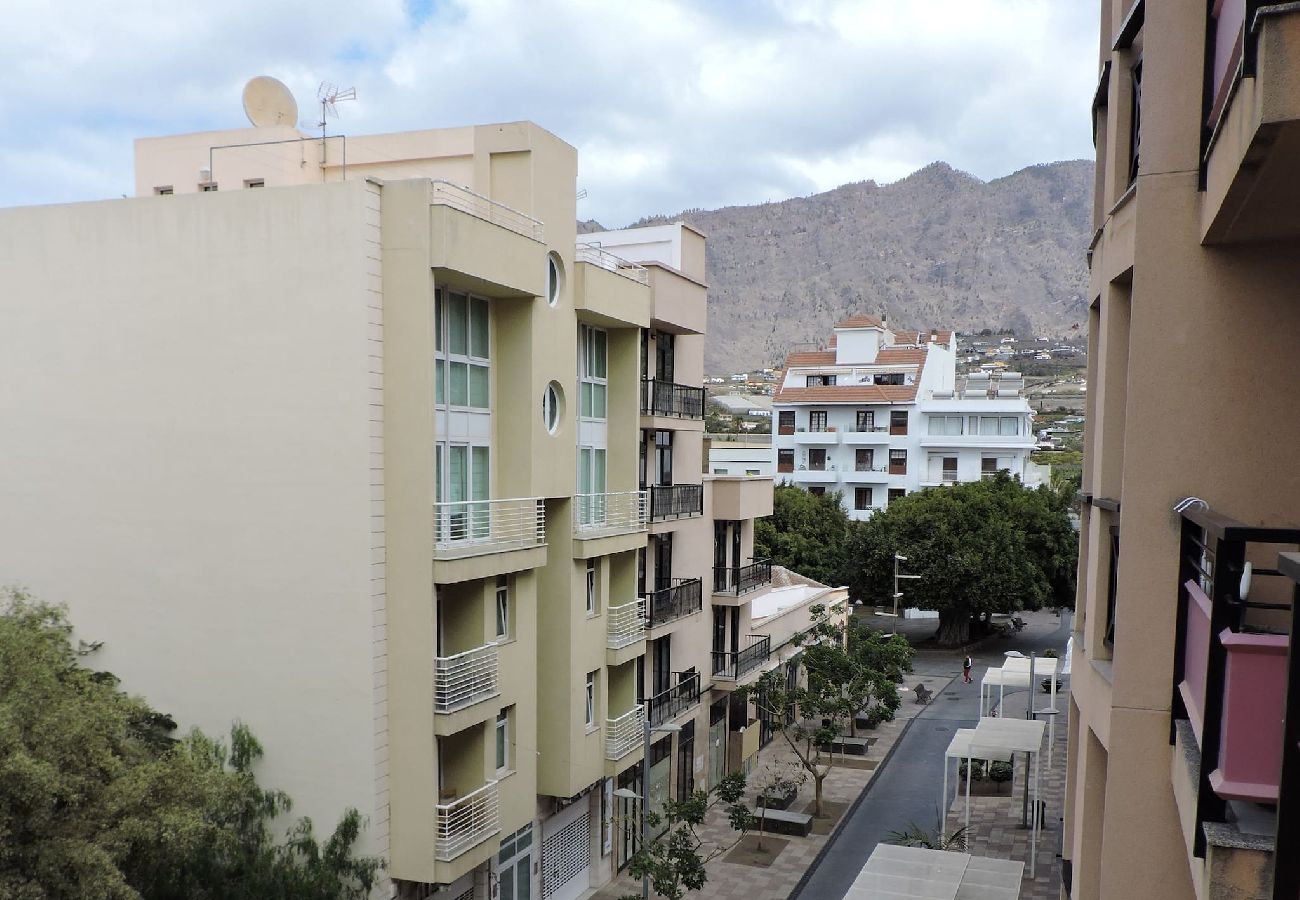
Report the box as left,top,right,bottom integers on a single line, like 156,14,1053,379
316,82,356,142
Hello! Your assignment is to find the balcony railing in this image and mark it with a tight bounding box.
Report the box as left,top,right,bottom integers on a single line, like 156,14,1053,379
607,599,646,649
648,484,703,520
576,243,649,284
641,379,705,419
643,578,703,628
434,780,500,861
434,643,499,713
573,491,648,535
606,706,646,760
713,558,773,596
712,635,772,681
643,671,701,727
429,180,544,242
433,497,546,559
1170,506,1300,875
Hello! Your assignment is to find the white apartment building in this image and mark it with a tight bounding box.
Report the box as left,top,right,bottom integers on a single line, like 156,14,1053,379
706,436,774,477
772,315,1047,520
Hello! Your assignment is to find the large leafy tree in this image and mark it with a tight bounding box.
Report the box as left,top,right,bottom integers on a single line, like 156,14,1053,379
754,485,851,586
842,472,1077,646
0,590,381,900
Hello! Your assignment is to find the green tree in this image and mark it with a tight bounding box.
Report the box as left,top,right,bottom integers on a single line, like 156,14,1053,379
754,485,850,586
0,590,381,900
620,773,752,900
842,473,1077,646
751,605,903,817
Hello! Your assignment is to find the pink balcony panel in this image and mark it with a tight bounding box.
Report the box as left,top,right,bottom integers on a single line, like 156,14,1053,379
1179,580,1213,743
1209,628,1289,803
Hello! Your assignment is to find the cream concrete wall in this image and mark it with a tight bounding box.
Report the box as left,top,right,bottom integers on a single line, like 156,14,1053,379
0,182,380,852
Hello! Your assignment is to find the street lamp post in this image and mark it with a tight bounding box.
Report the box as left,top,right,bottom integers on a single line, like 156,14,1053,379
892,552,921,635
615,718,682,900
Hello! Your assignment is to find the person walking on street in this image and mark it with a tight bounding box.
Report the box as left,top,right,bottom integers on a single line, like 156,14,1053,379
963,655,973,684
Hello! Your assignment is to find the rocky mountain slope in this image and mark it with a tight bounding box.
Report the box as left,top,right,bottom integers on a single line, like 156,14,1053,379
624,160,1093,373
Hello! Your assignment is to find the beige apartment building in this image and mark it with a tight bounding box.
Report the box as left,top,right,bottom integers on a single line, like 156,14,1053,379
0,91,823,899
1066,4,1300,900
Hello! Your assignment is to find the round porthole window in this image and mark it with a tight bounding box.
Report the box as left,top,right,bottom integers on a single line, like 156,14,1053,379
546,252,564,307
542,381,564,434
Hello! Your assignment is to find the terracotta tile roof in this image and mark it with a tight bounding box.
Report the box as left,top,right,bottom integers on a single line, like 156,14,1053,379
893,329,954,345
782,350,837,368
874,348,928,365
773,384,919,403
835,314,885,329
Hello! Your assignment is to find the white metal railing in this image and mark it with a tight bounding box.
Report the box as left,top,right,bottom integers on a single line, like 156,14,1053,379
429,180,545,242
606,706,645,760
434,643,499,713
434,780,500,861
575,243,650,284
433,497,546,558
607,599,647,649
573,491,648,535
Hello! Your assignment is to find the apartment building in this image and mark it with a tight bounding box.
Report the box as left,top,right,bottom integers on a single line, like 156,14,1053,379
706,434,775,478
1065,4,1300,900
0,97,783,900
771,316,1047,520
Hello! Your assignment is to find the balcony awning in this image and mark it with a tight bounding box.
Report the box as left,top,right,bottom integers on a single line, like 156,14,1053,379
843,844,1023,900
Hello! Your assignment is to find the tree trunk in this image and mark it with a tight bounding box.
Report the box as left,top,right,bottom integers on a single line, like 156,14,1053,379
814,772,825,818
936,609,972,647
757,806,766,851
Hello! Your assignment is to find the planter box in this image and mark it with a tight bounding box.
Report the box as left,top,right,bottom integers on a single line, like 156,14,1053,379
757,785,798,810
959,778,1011,796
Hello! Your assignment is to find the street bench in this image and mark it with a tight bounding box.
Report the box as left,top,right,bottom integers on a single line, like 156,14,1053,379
756,808,813,836
828,736,873,756
914,684,933,704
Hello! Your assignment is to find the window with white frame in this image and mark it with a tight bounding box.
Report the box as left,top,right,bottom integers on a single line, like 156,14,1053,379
927,415,964,435
435,290,490,410
495,576,510,640
976,416,1020,436
495,706,512,772
585,671,597,728
579,325,608,419
586,559,597,614
435,444,490,541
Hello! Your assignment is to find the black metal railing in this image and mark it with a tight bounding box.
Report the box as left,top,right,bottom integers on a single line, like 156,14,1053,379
641,379,705,419
643,578,703,628
1169,505,1300,891
713,558,773,596
643,671,701,727
712,636,771,680
649,484,703,520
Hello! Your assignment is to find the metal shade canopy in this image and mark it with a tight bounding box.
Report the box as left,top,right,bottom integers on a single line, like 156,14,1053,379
844,844,1023,900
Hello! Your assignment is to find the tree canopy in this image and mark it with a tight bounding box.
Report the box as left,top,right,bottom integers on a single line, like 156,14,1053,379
0,590,381,900
842,473,1077,646
754,485,850,586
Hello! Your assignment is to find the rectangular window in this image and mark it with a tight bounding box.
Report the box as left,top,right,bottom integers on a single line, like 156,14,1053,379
942,456,958,482
496,707,512,772
855,410,875,431
805,374,836,387
889,411,908,435
809,410,828,432
154,186,173,195
889,449,907,475
855,448,874,471
809,486,826,496
585,671,597,728
586,559,597,614
809,448,827,471
982,458,1002,478
745,469,760,476
495,576,510,640
928,415,964,435
888,488,906,503
777,449,794,473
977,416,1019,436
854,487,873,510
244,178,265,189
436,289,490,410
580,325,608,420
199,182,218,192
874,372,905,386
778,410,795,435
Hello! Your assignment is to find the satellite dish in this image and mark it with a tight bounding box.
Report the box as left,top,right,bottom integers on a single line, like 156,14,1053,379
242,76,298,127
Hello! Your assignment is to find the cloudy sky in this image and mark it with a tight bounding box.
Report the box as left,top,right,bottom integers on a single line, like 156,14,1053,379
1,0,1097,226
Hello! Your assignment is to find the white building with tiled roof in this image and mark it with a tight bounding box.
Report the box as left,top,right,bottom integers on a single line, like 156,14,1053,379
773,316,1048,519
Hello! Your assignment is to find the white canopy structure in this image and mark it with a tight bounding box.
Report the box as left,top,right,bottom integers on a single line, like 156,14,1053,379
978,654,1061,766
844,843,1024,900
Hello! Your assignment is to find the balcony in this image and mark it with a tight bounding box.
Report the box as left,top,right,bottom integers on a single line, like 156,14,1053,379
643,578,703,629
841,466,890,483
433,497,547,583
711,635,772,682
793,428,840,445
791,468,838,484
1201,3,1300,243
643,671,701,727
1169,506,1300,899
574,244,650,328
435,780,500,862
428,181,545,299
713,558,773,597
648,483,703,521
573,491,647,539
641,378,705,420
918,433,1034,449
435,642,499,714
605,706,646,761
709,475,774,521
841,428,892,446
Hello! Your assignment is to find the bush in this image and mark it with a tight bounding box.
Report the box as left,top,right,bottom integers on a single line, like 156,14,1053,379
958,760,986,781
988,761,1013,783
864,704,892,728
876,681,901,714
1042,649,1058,659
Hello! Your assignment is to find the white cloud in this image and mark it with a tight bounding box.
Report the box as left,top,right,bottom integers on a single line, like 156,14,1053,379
0,0,1098,224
